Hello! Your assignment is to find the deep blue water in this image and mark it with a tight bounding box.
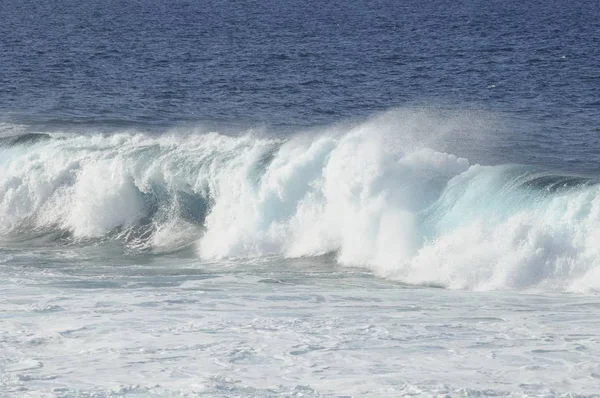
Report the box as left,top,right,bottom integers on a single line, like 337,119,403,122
0,0,599,170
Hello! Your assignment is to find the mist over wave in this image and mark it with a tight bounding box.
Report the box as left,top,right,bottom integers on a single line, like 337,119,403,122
1,109,599,293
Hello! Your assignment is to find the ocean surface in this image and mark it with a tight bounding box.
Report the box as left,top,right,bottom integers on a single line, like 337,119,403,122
1,0,600,396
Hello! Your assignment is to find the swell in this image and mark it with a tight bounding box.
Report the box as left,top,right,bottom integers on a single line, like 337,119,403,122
1,113,600,292
0,132,52,147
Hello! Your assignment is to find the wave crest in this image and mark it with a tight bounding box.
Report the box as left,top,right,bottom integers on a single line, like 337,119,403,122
2,112,600,292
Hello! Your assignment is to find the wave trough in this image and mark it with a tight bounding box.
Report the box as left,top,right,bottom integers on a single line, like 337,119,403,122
1,112,600,292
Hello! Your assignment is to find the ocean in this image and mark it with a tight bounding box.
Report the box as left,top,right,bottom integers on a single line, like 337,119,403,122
1,0,600,396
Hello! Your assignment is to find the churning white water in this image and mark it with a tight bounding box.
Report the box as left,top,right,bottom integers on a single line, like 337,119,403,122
2,111,600,396
2,111,600,292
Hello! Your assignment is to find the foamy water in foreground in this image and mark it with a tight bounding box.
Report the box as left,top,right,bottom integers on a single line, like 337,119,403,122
2,251,600,397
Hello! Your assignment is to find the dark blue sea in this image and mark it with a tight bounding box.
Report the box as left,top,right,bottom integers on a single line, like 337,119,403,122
1,0,600,396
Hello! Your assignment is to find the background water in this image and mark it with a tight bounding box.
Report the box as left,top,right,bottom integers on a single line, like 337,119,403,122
1,0,600,396
2,0,600,170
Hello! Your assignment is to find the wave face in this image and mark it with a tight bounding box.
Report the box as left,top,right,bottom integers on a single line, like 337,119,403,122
2,112,600,292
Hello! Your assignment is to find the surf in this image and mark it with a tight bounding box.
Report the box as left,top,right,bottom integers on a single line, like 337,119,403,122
1,110,600,292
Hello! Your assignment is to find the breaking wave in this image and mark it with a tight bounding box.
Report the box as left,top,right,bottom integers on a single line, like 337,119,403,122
2,110,600,292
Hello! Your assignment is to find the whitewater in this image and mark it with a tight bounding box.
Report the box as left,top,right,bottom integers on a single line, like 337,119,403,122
2,110,600,292
3,110,600,397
